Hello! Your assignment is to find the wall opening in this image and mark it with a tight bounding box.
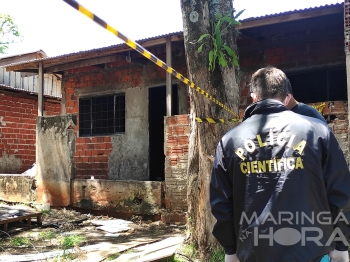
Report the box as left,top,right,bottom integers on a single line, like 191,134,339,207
149,85,178,181
287,66,347,104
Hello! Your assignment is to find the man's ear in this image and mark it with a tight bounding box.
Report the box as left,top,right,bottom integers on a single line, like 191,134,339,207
251,92,259,103
284,94,292,106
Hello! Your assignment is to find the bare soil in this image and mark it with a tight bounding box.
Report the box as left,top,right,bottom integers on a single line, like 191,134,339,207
0,207,186,261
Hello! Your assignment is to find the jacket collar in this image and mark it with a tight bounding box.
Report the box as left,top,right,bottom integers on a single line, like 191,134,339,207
243,99,288,121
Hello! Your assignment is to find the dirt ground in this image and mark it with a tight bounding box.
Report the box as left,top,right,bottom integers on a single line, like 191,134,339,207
0,206,187,261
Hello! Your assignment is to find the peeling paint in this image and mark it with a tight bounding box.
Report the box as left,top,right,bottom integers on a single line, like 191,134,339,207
0,116,6,126
0,152,22,174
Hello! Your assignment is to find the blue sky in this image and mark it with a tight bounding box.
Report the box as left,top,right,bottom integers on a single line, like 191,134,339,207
0,0,342,57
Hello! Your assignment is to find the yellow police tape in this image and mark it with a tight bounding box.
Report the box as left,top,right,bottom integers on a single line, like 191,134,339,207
310,102,326,115
196,117,242,123
62,0,240,123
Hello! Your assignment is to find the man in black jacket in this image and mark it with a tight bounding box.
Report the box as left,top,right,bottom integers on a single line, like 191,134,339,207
210,66,350,262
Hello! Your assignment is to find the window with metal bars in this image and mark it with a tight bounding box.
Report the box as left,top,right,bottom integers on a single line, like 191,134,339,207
79,94,125,136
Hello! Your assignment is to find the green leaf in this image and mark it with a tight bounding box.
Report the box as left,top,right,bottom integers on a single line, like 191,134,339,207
215,29,222,48
232,53,239,66
220,16,233,23
209,50,214,65
234,9,245,19
215,13,223,19
197,43,205,53
218,52,227,67
197,33,210,43
222,45,235,57
222,45,239,66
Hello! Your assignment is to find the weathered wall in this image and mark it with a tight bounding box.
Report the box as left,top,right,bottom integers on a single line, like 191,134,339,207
64,44,188,180
0,89,61,174
72,179,162,215
0,175,36,203
108,87,149,180
162,114,190,224
36,114,76,206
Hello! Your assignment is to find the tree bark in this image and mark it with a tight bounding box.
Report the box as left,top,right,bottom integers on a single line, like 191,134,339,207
180,0,240,258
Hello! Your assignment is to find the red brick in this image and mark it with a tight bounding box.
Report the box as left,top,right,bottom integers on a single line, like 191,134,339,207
178,136,189,145
167,136,178,146
166,116,177,125
177,115,189,124
173,126,184,135
171,146,183,156
169,157,178,166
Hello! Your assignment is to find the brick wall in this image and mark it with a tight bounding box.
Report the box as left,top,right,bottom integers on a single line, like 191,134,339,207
64,50,187,180
238,13,345,111
162,114,190,224
324,101,349,163
0,90,61,173
64,61,141,180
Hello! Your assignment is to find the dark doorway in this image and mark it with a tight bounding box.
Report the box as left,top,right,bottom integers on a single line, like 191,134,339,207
149,85,178,181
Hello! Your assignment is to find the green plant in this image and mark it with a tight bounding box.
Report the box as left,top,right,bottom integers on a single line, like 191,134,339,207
208,246,225,262
180,243,198,259
106,253,120,260
0,14,22,54
38,230,56,241
61,234,85,255
9,236,31,247
197,8,244,71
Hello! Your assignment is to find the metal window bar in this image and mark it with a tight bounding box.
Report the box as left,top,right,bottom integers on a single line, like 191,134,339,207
79,93,125,137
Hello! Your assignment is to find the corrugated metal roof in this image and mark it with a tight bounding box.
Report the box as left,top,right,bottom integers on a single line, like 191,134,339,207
3,3,344,70
240,3,342,23
2,31,184,69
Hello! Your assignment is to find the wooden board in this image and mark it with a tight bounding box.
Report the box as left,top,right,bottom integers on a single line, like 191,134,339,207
0,204,42,231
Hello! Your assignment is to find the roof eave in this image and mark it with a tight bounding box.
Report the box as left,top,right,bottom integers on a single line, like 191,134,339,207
237,4,343,30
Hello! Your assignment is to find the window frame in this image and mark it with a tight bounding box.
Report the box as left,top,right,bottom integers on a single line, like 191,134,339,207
78,93,126,137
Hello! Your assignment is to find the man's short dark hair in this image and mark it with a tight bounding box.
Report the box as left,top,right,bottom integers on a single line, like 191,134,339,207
250,66,290,101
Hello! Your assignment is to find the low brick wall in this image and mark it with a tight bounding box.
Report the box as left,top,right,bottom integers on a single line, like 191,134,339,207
162,114,190,224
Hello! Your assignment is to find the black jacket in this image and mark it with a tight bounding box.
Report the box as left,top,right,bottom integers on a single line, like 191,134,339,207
210,99,350,262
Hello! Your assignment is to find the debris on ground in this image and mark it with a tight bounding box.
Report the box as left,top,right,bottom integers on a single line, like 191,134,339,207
0,204,186,261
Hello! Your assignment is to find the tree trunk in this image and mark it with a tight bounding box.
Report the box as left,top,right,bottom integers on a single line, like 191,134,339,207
180,0,240,258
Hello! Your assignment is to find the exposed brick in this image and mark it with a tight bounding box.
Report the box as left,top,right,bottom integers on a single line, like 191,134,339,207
177,115,189,124
0,92,60,173
166,116,177,125
167,136,178,146
178,136,189,145
173,126,184,135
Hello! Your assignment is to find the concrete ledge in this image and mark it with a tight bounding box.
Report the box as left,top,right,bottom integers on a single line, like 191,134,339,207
0,175,36,203
72,179,162,215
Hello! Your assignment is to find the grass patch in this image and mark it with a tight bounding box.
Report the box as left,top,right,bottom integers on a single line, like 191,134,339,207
9,236,31,247
181,243,198,258
61,235,85,249
106,253,120,260
38,230,56,240
208,246,225,262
